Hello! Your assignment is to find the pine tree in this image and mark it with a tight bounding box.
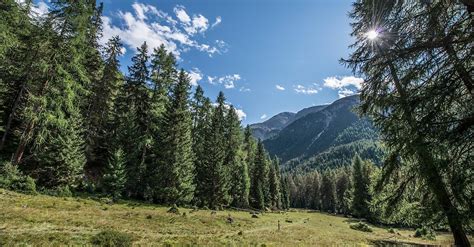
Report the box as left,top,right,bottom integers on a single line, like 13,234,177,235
280,176,290,210
190,86,213,206
250,141,268,210
13,1,92,187
351,154,371,219
198,92,229,208
268,158,281,209
335,169,351,215
310,171,321,210
320,171,336,213
225,106,246,207
344,1,472,244
152,70,194,205
85,36,124,171
102,147,126,199
118,42,150,198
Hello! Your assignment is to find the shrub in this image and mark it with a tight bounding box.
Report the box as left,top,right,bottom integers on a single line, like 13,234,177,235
91,230,132,247
350,222,373,232
167,204,180,214
0,161,36,193
414,227,436,240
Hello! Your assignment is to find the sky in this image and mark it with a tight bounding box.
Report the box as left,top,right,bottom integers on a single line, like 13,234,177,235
30,0,363,125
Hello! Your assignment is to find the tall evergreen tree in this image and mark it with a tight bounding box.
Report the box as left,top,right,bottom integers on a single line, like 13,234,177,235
335,169,351,215
351,154,371,219
190,86,213,206
310,171,322,210
320,171,336,213
280,176,290,210
225,106,246,207
152,70,194,204
268,158,281,209
102,147,126,199
344,1,472,244
250,141,268,209
120,42,150,198
197,92,229,208
85,36,123,171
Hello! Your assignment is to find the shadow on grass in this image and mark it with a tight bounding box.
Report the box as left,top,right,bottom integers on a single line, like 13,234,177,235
370,239,437,247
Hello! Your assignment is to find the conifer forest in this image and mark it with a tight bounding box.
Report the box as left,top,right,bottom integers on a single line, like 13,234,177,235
0,0,472,246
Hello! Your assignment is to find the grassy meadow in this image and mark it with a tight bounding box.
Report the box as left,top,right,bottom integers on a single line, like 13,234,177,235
0,189,468,246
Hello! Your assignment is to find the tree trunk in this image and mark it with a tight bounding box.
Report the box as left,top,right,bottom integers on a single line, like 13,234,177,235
417,144,471,247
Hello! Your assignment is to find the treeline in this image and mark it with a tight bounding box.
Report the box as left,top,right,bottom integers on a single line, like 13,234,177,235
285,155,375,220
0,0,287,210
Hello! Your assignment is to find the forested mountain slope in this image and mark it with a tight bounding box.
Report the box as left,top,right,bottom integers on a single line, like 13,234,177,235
252,95,383,171
249,106,327,140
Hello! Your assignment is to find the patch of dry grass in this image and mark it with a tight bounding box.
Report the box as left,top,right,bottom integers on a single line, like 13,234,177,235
0,189,468,246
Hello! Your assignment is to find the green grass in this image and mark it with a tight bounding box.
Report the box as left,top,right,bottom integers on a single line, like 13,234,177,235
0,189,469,246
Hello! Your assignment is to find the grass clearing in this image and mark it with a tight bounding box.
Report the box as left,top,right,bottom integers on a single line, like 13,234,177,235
0,189,469,246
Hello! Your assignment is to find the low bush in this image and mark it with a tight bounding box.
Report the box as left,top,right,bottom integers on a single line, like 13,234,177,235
43,185,73,197
91,230,133,247
414,227,436,240
0,161,36,193
350,222,373,232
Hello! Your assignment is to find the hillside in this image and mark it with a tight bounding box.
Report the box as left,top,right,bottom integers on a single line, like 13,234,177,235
249,106,326,141
252,95,383,170
0,189,462,246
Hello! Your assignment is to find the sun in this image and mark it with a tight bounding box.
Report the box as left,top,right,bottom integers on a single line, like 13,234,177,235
366,30,379,40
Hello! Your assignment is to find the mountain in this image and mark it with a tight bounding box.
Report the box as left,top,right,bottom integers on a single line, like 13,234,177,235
249,105,326,140
251,95,384,171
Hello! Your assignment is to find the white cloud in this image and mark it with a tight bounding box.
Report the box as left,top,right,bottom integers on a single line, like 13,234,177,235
102,2,225,58
337,88,356,98
275,85,285,91
208,74,241,89
260,114,268,120
323,76,364,90
16,0,49,18
294,84,318,95
174,5,191,23
211,16,222,28
236,109,247,121
322,76,363,98
188,68,202,86
174,5,209,35
239,87,251,92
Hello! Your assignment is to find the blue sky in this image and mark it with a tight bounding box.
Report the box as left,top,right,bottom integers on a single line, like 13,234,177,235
31,0,363,125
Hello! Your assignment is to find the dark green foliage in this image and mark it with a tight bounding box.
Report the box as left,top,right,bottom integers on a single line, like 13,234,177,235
349,222,372,232
351,155,372,219
250,141,269,209
268,158,281,209
102,148,126,199
91,230,132,247
320,171,336,213
0,161,36,193
86,36,124,171
344,1,472,245
414,227,436,240
197,92,229,208
153,70,194,205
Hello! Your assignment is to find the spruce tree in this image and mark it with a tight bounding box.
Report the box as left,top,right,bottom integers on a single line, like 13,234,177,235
225,106,246,207
120,42,150,198
335,169,351,215
153,70,194,205
280,176,290,210
268,158,281,209
250,141,268,210
86,36,124,170
198,92,229,208
320,171,336,213
310,171,321,210
351,154,371,219
102,147,126,199
190,86,213,206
